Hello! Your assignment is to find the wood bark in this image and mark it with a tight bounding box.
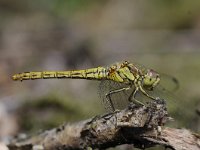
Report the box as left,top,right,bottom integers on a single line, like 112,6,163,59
8,99,200,150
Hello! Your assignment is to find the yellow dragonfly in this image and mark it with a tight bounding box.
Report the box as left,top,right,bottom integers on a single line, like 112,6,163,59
12,61,162,112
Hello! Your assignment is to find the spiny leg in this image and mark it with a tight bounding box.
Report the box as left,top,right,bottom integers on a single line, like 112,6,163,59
106,94,115,112
138,84,157,100
106,87,130,112
127,79,146,106
128,87,145,106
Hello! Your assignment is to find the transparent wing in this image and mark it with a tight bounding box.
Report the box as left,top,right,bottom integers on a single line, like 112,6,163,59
138,73,194,128
153,74,182,120
98,80,133,112
135,62,179,92
148,84,194,128
159,73,179,92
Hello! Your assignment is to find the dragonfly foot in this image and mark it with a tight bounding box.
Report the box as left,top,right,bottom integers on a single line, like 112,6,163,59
133,99,145,106
114,109,120,113
155,97,160,100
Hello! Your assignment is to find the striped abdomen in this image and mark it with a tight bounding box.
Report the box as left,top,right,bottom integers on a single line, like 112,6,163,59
12,67,108,81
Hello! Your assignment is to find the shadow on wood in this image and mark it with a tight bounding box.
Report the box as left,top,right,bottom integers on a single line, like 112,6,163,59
8,99,200,150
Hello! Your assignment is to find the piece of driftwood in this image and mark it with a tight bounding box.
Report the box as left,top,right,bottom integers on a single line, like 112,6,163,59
8,99,200,150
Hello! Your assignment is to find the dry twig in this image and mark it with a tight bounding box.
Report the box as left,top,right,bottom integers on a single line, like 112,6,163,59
8,99,200,150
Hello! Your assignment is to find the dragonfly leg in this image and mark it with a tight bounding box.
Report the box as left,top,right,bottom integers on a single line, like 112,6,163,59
138,84,157,100
106,87,130,111
128,87,145,106
128,87,138,102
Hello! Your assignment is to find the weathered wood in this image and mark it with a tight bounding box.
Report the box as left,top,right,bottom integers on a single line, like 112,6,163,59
8,99,200,150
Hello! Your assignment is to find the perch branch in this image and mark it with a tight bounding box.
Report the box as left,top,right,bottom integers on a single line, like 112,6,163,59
8,99,200,150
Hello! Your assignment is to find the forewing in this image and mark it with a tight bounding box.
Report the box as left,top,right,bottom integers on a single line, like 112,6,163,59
148,84,194,127
98,80,133,112
159,74,179,92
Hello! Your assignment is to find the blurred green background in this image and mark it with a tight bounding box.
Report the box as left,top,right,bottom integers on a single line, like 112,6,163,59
0,0,200,149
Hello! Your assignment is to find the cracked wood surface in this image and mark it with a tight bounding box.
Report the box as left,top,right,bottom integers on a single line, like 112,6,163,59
8,99,200,150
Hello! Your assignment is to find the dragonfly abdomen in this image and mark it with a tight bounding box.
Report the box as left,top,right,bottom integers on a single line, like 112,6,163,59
12,67,108,81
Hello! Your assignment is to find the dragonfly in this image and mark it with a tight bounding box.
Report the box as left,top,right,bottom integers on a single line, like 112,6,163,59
12,61,164,112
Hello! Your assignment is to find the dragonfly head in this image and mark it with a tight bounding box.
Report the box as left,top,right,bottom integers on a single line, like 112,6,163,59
143,69,160,91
